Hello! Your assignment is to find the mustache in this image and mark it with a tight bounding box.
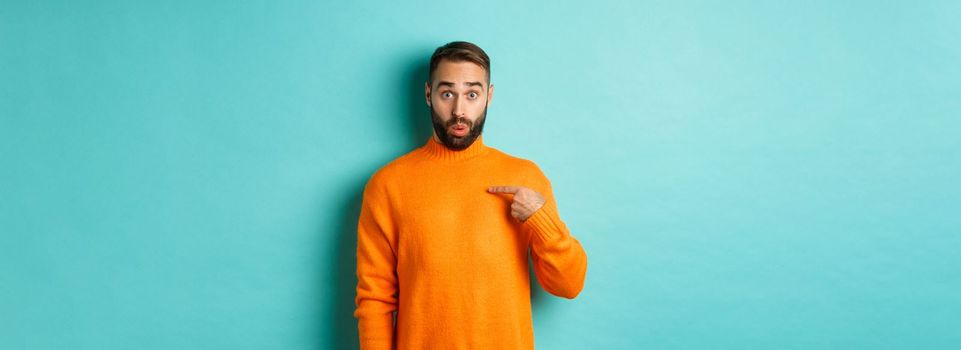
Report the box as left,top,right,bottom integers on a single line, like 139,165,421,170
446,116,473,128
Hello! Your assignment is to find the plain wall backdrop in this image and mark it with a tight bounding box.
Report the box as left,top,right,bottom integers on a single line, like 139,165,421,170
2,1,959,349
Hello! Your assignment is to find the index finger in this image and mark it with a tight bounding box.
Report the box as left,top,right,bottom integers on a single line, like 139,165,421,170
487,186,521,194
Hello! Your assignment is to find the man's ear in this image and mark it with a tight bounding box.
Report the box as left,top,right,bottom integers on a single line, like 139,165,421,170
487,84,494,107
424,82,432,107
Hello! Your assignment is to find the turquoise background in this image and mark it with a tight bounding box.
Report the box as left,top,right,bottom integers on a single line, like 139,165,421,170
2,1,959,349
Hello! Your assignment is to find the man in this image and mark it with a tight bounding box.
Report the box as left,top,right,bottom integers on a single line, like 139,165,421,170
354,41,588,349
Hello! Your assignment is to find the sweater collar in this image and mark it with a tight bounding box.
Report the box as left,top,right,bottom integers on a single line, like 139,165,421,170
420,135,489,161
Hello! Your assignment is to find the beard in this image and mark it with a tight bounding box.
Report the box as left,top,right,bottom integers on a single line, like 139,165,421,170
429,104,487,151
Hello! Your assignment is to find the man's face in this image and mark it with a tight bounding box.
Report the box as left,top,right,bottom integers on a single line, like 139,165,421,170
425,59,494,150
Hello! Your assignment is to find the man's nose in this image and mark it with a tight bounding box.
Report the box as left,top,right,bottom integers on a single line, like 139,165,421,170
451,97,466,117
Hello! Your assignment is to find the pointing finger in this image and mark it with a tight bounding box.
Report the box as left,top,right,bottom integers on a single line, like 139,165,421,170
488,186,521,194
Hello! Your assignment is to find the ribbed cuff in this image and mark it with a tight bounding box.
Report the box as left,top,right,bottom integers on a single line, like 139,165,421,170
523,200,567,244
358,314,394,350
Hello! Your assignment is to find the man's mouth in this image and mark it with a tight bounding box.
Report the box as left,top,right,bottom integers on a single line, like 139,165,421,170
449,123,469,137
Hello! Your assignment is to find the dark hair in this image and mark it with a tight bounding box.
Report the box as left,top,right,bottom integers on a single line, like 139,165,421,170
428,41,491,84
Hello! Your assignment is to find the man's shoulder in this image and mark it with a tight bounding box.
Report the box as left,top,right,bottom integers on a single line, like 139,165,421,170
367,153,410,183
486,145,545,175
486,146,557,196
364,149,418,190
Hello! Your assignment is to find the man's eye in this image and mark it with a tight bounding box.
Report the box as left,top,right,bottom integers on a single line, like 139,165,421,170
442,92,453,98
468,92,478,99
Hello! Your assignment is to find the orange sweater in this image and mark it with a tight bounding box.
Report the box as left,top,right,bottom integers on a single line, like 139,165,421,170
354,136,588,349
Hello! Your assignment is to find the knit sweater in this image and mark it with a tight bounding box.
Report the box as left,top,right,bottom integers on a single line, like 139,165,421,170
354,135,588,350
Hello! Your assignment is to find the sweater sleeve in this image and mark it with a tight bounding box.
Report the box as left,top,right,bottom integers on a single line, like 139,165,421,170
522,163,588,299
354,176,398,350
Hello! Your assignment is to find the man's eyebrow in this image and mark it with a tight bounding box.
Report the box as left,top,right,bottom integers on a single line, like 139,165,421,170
436,81,485,88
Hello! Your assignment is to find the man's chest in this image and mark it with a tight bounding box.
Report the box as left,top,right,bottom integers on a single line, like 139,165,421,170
390,170,532,267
